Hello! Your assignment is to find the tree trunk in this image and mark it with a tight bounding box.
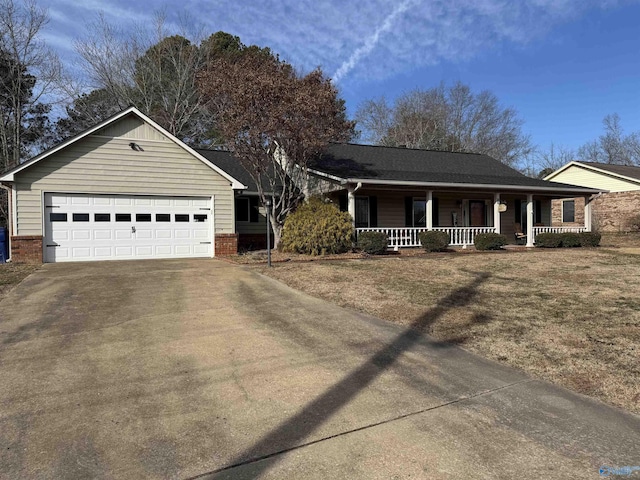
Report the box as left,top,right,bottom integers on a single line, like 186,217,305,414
272,221,283,250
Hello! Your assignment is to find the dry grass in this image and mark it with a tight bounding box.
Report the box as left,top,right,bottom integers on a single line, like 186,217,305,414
0,263,40,301
253,249,640,414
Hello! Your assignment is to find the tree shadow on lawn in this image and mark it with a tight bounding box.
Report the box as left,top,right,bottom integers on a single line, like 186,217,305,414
203,271,491,479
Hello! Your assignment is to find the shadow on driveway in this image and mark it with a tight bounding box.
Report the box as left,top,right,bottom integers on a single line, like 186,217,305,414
197,271,491,479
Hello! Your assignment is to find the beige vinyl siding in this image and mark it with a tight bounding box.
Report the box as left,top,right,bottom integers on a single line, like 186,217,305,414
94,114,169,141
15,133,234,236
550,165,640,192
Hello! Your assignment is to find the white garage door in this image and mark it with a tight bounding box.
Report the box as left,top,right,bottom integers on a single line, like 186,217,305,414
44,193,213,263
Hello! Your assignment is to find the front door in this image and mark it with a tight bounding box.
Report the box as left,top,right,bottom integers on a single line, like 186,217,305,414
469,201,485,227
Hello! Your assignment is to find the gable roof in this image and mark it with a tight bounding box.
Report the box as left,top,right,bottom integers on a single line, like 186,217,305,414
544,160,640,186
310,144,601,194
0,107,247,189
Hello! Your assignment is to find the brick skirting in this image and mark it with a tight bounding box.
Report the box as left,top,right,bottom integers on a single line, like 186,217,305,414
215,233,238,256
10,236,43,263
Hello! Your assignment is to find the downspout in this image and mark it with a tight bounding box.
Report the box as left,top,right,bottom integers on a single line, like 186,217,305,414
353,181,362,193
0,182,12,262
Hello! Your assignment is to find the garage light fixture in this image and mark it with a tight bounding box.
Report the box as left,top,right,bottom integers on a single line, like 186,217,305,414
129,142,144,151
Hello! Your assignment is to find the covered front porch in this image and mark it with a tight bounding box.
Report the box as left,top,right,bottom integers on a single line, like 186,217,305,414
340,188,593,249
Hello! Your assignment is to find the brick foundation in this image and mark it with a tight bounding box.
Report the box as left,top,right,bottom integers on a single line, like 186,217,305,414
553,192,640,232
215,233,238,256
10,236,43,264
238,233,273,251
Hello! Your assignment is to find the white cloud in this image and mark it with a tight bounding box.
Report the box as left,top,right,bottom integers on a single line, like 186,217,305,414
40,0,638,86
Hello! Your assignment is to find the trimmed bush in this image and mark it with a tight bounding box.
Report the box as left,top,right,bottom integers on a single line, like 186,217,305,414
579,232,601,247
535,233,562,248
357,231,389,255
474,233,507,250
418,231,449,252
280,197,354,255
561,232,582,248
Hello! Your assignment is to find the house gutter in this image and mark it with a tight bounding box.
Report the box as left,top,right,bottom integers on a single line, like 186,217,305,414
308,169,603,195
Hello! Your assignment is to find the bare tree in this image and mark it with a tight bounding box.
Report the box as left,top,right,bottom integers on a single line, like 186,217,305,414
356,82,532,167
535,142,576,178
198,51,355,247
73,15,271,146
577,114,640,165
0,0,61,171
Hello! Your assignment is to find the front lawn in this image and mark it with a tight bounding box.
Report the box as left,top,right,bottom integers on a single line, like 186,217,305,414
254,249,640,414
0,263,40,301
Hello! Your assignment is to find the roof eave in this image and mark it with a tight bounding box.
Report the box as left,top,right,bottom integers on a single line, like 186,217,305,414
335,176,603,194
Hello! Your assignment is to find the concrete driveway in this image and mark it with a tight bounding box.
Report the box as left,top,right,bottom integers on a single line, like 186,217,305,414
0,259,638,479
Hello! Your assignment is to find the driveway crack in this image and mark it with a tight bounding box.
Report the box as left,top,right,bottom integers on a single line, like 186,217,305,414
187,378,534,479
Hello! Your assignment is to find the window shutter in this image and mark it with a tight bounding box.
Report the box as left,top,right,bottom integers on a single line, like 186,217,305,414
405,197,413,227
369,196,378,227
515,199,521,224
535,200,542,224
338,193,347,212
432,197,439,227
249,196,259,223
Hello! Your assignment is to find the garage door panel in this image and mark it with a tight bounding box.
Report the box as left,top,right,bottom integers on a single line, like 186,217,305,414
94,230,112,240
72,230,91,241
44,193,213,263
94,247,113,257
52,231,69,241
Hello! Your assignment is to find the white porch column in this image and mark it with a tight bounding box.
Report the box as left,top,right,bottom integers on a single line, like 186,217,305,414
347,185,356,228
426,190,433,230
584,196,592,232
493,193,501,234
526,194,534,247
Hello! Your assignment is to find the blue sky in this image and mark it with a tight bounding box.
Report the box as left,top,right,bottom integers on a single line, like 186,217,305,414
40,0,640,153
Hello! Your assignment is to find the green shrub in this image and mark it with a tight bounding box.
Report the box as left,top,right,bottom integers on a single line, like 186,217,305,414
474,233,507,250
418,231,449,252
535,233,562,248
357,231,389,255
280,197,354,255
561,232,582,248
579,232,601,247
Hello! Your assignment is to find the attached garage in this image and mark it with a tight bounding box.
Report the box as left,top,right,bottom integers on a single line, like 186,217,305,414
44,194,214,262
0,107,246,263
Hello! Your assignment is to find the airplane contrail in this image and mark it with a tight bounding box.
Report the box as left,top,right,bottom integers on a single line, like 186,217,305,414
332,0,416,83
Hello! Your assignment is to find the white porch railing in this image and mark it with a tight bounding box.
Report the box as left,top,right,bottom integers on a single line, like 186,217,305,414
533,226,586,235
356,227,496,248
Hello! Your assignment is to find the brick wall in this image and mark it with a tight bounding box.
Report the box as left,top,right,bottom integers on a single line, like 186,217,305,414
591,191,640,232
551,197,586,227
215,233,238,256
552,192,640,232
11,236,43,263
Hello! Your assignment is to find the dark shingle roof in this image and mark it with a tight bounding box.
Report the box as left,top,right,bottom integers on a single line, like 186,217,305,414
580,161,640,182
196,148,279,193
311,143,598,192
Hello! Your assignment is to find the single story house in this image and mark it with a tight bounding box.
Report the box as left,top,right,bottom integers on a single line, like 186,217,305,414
0,107,602,263
308,144,601,249
544,161,640,232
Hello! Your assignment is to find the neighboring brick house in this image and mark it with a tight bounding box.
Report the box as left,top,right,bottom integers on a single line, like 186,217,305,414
545,162,640,232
